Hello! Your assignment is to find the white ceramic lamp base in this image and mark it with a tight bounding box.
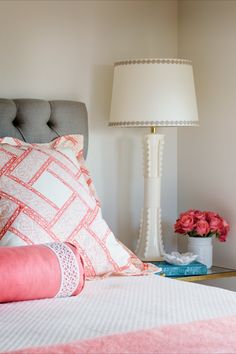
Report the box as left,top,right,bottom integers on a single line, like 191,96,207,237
135,133,165,261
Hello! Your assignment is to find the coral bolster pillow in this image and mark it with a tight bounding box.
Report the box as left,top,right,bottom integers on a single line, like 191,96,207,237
0,136,146,278
0,242,85,303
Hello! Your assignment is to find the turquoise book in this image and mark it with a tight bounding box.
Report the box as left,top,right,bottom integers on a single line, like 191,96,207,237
150,261,207,277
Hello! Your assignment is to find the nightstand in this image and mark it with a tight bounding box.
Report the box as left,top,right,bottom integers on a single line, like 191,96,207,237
172,266,236,282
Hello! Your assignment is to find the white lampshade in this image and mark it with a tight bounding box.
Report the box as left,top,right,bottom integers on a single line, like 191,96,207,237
109,58,198,127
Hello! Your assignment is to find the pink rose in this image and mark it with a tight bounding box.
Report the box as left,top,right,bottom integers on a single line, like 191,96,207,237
174,219,185,234
219,234,227,242
222,219,230,232
218,219,230,241
205,211,218,222
179,214,195,233
195,220,210,236
209,216,222,233
194,210,206,220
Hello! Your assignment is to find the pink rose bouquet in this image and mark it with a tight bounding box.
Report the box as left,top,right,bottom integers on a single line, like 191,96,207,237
174,209,230,242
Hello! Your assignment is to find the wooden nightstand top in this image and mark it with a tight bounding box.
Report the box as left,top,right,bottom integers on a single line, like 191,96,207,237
176,266,236,282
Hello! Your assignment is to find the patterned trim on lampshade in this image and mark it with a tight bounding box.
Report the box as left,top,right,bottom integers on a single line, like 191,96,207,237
114,58,192,67
109,120,199,127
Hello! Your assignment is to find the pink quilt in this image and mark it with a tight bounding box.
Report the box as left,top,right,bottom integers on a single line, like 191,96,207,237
6,314,236,354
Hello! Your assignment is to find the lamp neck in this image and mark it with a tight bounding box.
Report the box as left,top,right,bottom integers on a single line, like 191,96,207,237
151,126,158,134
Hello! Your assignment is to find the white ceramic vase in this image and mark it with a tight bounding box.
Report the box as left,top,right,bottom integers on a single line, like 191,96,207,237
187,236,213,269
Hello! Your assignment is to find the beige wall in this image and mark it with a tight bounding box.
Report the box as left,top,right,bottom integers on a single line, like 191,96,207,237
178,0,236,290
1,0,235,289
0,0,178,251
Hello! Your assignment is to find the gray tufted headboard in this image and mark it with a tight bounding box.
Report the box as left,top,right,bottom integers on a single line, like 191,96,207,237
0,99,88,158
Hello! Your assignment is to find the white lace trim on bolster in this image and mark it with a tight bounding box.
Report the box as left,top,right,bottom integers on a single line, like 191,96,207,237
45,242,80,298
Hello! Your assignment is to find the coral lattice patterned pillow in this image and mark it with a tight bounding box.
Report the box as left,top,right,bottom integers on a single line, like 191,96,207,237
0,136,146,278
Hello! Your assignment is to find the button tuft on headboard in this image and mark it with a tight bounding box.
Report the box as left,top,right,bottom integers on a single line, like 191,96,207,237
47,121,52,127
12,119,18,127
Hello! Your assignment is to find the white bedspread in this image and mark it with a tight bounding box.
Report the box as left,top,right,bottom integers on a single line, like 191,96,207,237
1,275,236,352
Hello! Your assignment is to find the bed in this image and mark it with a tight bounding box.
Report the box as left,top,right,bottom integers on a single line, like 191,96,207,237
0,99,236,354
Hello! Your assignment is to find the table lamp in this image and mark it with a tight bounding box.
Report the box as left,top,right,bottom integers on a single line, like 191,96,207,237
109,58,198,261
